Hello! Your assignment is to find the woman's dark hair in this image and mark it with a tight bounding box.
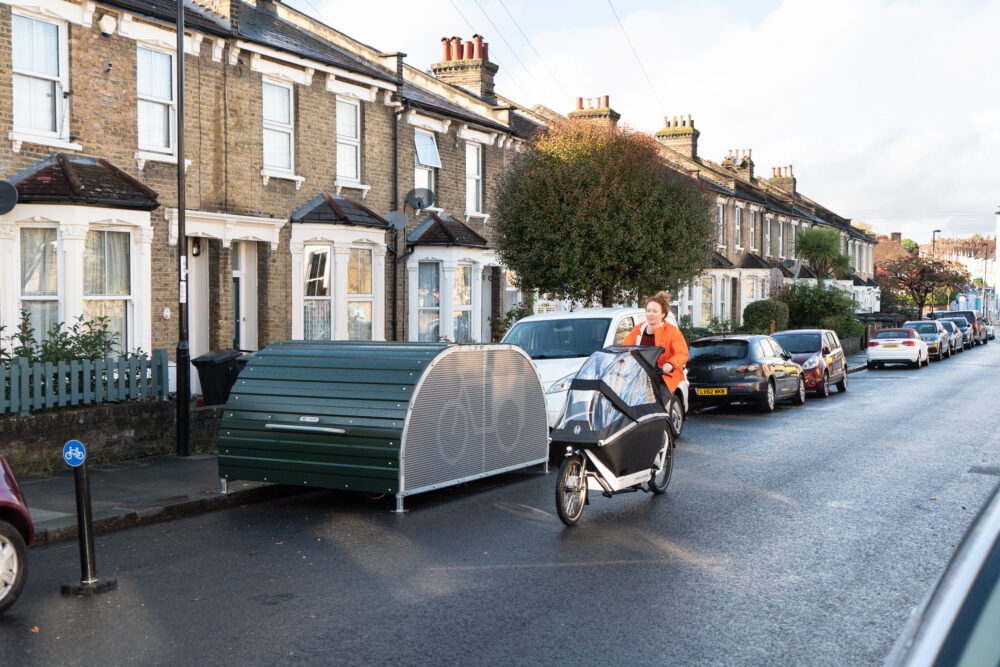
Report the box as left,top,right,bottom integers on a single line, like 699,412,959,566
645,291,671,321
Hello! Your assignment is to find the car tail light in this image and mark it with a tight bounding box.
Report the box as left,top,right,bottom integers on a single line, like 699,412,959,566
868,341,880,347
901,340,917,346
737,364,759,372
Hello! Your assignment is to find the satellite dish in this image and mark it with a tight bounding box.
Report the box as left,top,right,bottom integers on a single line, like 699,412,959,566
383,210,408,231
405,188,434,211
0,181,18,215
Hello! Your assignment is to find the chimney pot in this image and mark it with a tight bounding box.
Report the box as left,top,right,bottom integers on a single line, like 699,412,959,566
673,115,679,126
464,40,474,59
664,116,670,128
441,37,451,61
602,95,609,108
681,117,687,127
576,97,583,110
450,36,462,61
688,114,694,128
482,42,489,60
473,34,483,59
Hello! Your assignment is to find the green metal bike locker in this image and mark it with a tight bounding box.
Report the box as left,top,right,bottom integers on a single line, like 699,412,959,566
217,341,548,511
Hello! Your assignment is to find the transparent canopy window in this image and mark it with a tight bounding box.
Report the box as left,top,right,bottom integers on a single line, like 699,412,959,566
557,350,657,433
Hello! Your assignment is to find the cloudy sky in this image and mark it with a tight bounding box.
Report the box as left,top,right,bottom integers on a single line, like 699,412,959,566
286,0,999,243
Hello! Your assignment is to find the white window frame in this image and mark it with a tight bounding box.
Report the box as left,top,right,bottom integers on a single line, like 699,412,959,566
465,141,483,216
417,261,441,342
302,244,332,340
453,262,474,343
336,97,361,183
414,130,438,200
791,223,797,256
778,220,785,258
765,217,772,257
716,204,725,247
18,224,62,334
749,211,756,251
82,228,133,353
10,10,77,150
262,78,295,174
735,207,743,250
136,45,176,155
346,245,374,341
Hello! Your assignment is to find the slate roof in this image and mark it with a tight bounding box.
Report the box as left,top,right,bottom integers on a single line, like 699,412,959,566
402,84,510,133
408,212,487,248
866,278,879,287
11,153,159,210
794,263,817,279
510,111,544,139
237,3,393,81
739,252,771,269
104,0,229,36
291,193,389,229
708,250,735,269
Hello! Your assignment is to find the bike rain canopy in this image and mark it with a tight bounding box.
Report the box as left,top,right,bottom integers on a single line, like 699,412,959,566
217,341,548,512
555,346,666,440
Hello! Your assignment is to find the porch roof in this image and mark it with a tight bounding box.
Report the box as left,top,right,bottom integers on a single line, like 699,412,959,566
11,153,159,210
291,193,389,229
408,212,487,248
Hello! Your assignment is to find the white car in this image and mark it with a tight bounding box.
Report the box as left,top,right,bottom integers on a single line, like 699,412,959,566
502,307,689,436
866,327,929,369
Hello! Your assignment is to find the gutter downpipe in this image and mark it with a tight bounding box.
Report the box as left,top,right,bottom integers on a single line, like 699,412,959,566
391,93,409,341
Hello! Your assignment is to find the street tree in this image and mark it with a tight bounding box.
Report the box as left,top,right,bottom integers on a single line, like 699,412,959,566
793,226,851,288
900,238,919,253
493,120,715,306
883,255,972,315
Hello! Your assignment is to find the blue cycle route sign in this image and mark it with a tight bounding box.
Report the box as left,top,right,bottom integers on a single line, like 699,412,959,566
62,440,86,467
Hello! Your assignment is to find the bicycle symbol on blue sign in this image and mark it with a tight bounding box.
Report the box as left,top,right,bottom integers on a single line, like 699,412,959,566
62,440,86,467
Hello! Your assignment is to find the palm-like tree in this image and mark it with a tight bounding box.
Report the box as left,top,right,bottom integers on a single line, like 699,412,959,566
794,226,852,288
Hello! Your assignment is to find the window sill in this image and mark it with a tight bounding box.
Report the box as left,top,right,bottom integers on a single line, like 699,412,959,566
10,131,82,153
262,168,305,190
334,180,371,199
136,151,191,172
417,206,443,216
464,211,490,224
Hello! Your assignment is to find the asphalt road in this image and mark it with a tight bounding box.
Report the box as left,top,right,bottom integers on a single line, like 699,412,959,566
3,342,999,666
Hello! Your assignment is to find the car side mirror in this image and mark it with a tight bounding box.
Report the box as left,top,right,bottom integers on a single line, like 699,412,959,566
782,352,792,361
822,346,831,355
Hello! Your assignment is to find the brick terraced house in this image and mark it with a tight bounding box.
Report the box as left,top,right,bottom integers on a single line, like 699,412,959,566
0,0,543,391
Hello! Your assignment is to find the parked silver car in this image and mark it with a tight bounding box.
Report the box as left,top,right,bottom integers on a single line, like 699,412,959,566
903,320,952,360
937,320,965,355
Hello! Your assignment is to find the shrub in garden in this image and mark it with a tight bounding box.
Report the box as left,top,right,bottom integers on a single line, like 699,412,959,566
742,299,789,334
777,282,862,339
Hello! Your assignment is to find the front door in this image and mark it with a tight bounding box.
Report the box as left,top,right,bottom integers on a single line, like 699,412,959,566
188,240,209,395
481,266,492,342
231,242,258,351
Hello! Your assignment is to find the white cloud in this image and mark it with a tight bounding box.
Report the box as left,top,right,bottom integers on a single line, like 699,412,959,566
289,0,1000,241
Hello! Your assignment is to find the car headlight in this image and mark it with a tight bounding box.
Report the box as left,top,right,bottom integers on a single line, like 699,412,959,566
547,372,575,394
924,335,939,341
801,355,820,369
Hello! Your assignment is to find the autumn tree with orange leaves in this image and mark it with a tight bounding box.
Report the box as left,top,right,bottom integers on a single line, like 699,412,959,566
494,120,714,307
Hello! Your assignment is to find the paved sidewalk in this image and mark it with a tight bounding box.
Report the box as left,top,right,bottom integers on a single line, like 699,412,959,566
18,455,304,546
845,352,867,373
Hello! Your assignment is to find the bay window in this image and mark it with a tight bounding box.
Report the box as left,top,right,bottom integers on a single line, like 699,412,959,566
465,142,482,213
83,230,131,351
453,264,473,342
12,13,64,136
347,247,373,341
263,81,294,172
136,47,175,153
337,98,361,181
417,262,440,342
20,227,59,337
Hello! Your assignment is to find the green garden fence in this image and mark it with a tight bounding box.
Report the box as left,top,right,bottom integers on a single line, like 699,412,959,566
1,350,169,418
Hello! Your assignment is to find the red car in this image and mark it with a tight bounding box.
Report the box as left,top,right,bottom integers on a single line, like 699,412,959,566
772,329,848,397
0,456,34,614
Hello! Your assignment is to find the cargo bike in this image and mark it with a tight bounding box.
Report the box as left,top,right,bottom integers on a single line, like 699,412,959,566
551,345,675,526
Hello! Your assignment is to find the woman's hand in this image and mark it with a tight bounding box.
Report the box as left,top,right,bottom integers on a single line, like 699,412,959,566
663,362,674,374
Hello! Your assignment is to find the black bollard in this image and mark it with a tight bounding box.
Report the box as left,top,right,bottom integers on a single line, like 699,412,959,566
61,459,117,597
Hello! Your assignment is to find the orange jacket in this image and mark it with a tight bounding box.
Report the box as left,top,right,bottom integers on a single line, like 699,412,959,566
623,322,689,394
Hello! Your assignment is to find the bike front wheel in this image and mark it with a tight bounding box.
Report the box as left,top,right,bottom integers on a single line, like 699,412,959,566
556,455,587,526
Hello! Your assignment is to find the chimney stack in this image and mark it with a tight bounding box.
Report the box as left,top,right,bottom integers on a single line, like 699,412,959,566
567,94,621,126
770,163,797,194
655,114,699,159
891,232,902,242
431,34,500,102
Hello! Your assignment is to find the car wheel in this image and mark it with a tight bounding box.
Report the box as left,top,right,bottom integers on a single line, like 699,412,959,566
669,395,684,439
0,520,28,615
791,376,806,405
816,371,830,398
866,362,875,370
836,370,848,392
757,380,776,413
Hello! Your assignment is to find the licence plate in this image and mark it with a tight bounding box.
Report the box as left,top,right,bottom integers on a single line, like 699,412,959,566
883,344,899,348
697,388,727,396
